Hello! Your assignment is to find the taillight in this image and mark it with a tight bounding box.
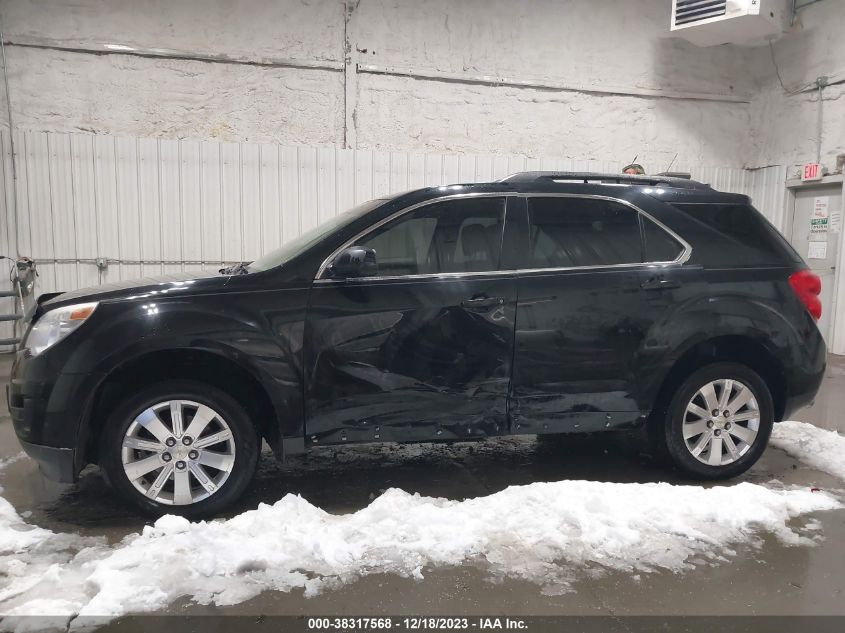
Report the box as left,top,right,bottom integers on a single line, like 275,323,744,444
788,270,822,321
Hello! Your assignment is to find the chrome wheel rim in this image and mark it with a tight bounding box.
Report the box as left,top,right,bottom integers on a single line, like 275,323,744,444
682,378,760,467
121,399,236,505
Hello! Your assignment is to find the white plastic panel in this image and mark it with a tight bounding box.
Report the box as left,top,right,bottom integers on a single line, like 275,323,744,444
0,131,786,306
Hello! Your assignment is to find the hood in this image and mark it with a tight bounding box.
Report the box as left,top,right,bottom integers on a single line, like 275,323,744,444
41,271,222,309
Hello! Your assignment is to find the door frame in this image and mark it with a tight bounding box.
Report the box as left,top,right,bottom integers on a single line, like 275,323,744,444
303,194,519,444
784,175,845,352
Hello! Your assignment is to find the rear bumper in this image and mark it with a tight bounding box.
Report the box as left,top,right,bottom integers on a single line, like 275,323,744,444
17,438,77,483
780,325,827,421
781,364,825,421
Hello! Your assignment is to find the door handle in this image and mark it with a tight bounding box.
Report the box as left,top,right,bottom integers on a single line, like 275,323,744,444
461,296,505,310
640,277,680,291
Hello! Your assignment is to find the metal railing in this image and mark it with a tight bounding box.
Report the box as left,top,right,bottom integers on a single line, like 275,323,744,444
0,257,37,350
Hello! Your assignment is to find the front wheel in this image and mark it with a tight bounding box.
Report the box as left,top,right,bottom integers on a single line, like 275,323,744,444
99,380,259,518
661,363,774,480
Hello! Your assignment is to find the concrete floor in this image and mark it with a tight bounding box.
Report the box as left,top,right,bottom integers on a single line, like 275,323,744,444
2,353,845,625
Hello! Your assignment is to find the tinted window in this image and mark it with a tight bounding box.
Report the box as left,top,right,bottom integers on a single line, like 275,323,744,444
642,216,684,262
356,197,505,276
525,197,642,268
672,203,802,266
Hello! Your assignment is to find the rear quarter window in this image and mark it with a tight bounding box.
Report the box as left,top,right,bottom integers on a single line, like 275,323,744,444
671,203,802,267
642,216,684,262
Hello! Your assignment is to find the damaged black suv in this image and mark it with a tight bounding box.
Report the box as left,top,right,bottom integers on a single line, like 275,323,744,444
8,172,826,516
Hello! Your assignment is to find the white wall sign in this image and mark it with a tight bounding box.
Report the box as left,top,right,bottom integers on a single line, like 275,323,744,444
811,196,830,238
808,241,828,259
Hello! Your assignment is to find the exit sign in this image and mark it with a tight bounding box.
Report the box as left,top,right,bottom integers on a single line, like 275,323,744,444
803,163,823,181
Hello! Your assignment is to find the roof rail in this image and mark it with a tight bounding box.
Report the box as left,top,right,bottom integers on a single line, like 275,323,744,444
499,171,710,190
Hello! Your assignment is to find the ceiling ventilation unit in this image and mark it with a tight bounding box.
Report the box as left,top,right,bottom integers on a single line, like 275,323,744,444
670,0,787,47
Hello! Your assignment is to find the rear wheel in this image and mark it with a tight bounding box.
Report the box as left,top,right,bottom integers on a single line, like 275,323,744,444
100,380,259,518
661,363,773,479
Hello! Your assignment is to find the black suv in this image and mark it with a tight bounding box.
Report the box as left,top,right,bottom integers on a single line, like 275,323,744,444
8,172,825,516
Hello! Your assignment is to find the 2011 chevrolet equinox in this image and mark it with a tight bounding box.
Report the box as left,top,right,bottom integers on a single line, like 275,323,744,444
8,172,826,517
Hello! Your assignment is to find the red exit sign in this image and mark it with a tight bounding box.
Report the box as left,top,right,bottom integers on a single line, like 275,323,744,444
803,163,823,181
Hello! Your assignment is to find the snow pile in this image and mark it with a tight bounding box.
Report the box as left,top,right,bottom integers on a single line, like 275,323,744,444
0,495,104,626
0,453,27,473
771,420,845,480
0,480,838,623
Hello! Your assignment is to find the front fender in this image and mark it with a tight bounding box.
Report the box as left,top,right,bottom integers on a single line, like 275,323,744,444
43,291,307,466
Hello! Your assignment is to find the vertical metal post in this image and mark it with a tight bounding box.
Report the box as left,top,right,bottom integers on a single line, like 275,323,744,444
343,1,359,150
0,24,20,258
816,78,825,164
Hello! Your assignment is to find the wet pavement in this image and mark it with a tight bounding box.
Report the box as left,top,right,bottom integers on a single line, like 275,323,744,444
1,352,845,623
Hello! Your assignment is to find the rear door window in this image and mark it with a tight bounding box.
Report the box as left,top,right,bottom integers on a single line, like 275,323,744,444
524,197,642,268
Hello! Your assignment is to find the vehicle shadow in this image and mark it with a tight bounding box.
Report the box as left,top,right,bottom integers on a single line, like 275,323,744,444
42,431,685,531
236,431,677,516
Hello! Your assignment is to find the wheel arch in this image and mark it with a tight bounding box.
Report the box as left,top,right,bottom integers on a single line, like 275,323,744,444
81,348,282,467
648,334,788,424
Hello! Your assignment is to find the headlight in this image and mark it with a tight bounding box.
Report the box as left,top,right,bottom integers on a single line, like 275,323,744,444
25,302,98,356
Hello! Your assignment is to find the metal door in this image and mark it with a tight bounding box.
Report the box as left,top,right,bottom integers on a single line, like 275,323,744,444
304,195,518,445
789,184,842,343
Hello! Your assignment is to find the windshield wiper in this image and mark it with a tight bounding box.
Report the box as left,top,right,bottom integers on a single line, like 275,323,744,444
219,262,250,276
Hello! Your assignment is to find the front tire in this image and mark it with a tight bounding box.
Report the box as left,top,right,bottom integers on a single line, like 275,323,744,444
661,363,774,480
100,380,259,518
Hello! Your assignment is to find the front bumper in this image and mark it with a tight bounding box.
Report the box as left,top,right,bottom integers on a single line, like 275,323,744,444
17,438,77,483
8,350,103,483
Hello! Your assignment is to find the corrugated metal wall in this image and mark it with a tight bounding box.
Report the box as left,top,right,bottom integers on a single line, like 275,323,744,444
0,132,17,347
748,165,790,233
0,130,788,347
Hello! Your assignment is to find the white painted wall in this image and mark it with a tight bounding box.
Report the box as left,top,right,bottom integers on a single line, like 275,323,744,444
0,0,758,169
2,1,842,180
7,45,345,146
749,1,845,174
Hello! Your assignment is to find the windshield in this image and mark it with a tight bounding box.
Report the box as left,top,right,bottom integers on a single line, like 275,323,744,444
247,198,386,273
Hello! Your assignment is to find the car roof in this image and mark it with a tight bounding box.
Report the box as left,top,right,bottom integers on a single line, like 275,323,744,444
383,171,748,206
499,171,710,191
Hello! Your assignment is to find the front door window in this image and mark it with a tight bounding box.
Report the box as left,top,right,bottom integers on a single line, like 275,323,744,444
355,197,506,277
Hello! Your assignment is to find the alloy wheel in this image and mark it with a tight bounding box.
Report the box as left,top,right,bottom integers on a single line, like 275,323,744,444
121,399,236,505
682,378,760,467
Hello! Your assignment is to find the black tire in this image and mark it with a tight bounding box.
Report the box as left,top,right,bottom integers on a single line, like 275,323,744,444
660,363,774,480
99,380,260,518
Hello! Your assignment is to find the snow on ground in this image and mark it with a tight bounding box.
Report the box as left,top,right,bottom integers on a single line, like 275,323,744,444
0,453,26,473
771,420,845,480
0,479,838,627
1,421,844,627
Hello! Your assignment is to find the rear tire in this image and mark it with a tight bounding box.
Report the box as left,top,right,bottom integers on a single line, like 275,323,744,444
660,363,773,480
99,380,259,518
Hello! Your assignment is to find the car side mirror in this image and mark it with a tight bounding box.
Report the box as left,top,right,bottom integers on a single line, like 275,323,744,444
329,246,378,278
